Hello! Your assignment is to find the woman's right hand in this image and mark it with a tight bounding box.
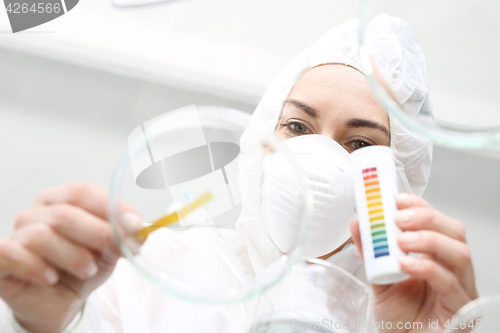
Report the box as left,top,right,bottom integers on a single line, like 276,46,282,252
0,182,142,333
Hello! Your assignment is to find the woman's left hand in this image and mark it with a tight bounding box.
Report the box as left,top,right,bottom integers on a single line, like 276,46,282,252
350,192,478,333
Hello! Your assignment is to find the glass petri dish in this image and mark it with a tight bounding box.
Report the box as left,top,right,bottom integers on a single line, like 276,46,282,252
359,0,500,148
109,105,310,305
444,295,500,333
247,259,372,333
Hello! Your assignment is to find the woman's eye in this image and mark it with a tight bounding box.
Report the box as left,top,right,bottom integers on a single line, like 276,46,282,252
280,121,310,135
351,140,373,150
290,123,307,134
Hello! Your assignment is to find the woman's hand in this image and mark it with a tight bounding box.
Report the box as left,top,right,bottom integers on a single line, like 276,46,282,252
0,182,142,333
350,193,478,333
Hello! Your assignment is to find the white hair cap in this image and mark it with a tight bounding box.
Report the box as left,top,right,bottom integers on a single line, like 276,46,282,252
240,14,433,200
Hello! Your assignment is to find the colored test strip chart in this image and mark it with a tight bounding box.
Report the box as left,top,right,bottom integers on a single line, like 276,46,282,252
363,167,389,258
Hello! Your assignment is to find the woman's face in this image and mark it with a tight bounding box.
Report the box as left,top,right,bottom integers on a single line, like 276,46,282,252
276,64,390,152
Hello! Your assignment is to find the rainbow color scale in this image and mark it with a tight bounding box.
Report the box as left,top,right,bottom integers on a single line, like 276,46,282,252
363,167,389,258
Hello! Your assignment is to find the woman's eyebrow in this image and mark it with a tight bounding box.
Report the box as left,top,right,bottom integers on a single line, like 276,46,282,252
346,118,390,137
284,99,317,118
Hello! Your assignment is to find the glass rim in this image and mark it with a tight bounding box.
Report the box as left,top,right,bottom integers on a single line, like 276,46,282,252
305,258,372,294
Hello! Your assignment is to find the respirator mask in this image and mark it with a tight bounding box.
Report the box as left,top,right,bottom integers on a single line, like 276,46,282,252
261,134,356,258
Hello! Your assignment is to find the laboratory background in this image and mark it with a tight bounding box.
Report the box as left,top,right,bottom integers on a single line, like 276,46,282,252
0,0,499,300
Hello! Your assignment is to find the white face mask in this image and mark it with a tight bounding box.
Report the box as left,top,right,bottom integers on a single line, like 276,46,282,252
261,134,356,258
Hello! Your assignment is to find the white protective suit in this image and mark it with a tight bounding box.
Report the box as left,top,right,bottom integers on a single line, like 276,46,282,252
0,14,433,333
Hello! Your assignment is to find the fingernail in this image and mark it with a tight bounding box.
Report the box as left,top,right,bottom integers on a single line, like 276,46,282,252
394,209,415,224
122,212,143,234
399,255,419,267
84,262,98,278
396,193,416,206
44,269,59,284
124,238,141,256
398,231,419,243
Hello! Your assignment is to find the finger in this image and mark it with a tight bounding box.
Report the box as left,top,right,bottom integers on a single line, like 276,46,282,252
349,220,364,261
15,204,142,254
394,207,466,242
33,182,140,231
12,224,98,280
395,193,430,209
399,255,473,313
0,238,58,286
15,205,109,253
397,230,476,297
34,182,109,220
33,182,134,221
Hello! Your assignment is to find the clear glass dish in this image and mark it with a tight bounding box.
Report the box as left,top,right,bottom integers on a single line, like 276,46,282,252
109,105,310,305
444,294,500,333
359,0,500,148
247,259,372,333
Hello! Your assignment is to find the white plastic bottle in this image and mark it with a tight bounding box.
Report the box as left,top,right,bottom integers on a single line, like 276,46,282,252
350,146,408,285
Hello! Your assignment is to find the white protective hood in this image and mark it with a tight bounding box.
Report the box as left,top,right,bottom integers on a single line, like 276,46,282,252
236,14,433,272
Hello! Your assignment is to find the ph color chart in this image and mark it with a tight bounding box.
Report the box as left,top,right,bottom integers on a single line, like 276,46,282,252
363,167,390,258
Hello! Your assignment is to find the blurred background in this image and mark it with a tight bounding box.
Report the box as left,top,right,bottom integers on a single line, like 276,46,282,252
0,0,499,298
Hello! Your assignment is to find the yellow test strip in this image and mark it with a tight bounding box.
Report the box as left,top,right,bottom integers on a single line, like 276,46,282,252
135,192,213,241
